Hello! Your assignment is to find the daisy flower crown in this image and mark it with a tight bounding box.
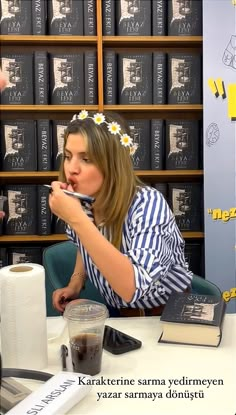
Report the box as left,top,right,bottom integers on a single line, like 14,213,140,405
71,110,138,156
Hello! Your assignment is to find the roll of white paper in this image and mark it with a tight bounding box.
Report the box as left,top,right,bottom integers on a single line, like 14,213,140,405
0,263,48,369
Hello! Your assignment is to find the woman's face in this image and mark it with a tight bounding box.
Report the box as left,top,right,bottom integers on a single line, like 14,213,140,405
64,133,104,197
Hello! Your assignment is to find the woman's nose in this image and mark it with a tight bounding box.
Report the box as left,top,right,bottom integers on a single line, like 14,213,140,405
68,158,80,174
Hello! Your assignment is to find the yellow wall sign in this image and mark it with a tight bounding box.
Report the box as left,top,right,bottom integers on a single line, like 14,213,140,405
208,78,236,120
228,84,236,119
222,287,236,302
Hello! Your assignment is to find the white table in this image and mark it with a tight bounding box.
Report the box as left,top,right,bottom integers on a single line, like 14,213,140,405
10,315,236,415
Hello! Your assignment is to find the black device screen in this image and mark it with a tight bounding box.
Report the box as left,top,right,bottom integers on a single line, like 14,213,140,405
103,325,142,355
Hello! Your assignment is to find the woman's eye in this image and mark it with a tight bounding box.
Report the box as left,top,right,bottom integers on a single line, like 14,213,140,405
63,154,71,160
82,157,91,163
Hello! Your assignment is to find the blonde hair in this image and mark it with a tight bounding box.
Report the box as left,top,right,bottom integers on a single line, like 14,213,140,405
59,112,143,249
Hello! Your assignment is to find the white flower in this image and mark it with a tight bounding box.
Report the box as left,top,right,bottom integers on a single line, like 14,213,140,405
78,110,88,120
129,143,138,156
120,134,133,147
108,122,121,135
93,113,105,125
71,114,79,121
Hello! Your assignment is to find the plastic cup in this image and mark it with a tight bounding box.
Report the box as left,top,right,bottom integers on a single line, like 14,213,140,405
64,299,108,375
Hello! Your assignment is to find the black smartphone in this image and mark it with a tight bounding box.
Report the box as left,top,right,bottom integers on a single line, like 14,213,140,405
103,325,142,355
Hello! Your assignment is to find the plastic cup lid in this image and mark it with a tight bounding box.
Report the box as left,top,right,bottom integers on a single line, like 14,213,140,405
64,299,108,322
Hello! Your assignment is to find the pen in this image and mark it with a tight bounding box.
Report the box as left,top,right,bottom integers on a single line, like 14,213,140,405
43,184,94,203
60,345,68,371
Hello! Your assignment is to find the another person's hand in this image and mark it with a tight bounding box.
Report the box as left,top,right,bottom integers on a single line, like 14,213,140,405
52,286,78,313
0,70,7,91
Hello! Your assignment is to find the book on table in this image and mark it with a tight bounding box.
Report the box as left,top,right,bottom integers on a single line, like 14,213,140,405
158,292,226,347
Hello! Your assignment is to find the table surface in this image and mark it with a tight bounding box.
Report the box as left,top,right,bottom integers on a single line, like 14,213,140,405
24,314,236,415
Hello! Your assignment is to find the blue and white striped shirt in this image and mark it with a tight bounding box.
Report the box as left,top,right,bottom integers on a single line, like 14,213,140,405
66,186,193,308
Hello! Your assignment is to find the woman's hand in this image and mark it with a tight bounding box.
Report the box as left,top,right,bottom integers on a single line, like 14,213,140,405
52,286,78,313
49,181,83,225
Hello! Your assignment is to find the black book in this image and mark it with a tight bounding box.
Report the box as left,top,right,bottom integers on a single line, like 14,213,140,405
49,53,84,105
153,52,167,104
37,119,52,171
0,0,32,34
34,51,49,105
83,0,96,35
116,0,151,36
168,182,203,231
52,215,66,234
0,248,7,268
167,0,202,36
152,0,167,36
0,54,34,105
159,292,226,347
102,0,115,35
167,53,202,104
37,185,52,235
32,0,47,35
151,119,164,170
103,50,117,105
152,183,168,200
52,120,69,170
48,0,83,35
7,246,42,265
84,51,98,105
118,53,152,105
184,242,203,277
3,185,37,235
127,119,151,170
165,120,199,170
0,120,37,171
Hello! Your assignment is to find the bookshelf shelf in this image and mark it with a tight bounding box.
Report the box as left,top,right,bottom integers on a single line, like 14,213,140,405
0,105,202,112
0,105,99,112
0,170,203,185
0,35,97,46
103,36,203,47
0,232,204,243
104,105,203,113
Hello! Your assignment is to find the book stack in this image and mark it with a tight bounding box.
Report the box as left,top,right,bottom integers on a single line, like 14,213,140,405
102,0,202,36
0,118,202,172
103,51,202,105
0,0,96,35
0,51,98,105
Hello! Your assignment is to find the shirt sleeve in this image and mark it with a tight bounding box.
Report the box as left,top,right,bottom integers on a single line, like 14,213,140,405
124,190,185,304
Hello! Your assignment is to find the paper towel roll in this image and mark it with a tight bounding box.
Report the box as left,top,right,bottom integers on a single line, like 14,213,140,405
0,263,48,370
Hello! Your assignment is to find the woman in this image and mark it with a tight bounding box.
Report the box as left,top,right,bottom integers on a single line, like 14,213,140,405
49,111,192,316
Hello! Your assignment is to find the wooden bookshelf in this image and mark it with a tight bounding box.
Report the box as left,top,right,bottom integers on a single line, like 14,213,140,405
0,0,204,246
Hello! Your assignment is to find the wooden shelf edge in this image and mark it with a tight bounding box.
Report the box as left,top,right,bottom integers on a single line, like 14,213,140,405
0,105,99,112
0,105,203,112
104,105,203,112
0,232,203,242
0,170,203,179
182,232,204,239
0,35,97,45
103,35,202,46
0,235,67,242
136,170,203,177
